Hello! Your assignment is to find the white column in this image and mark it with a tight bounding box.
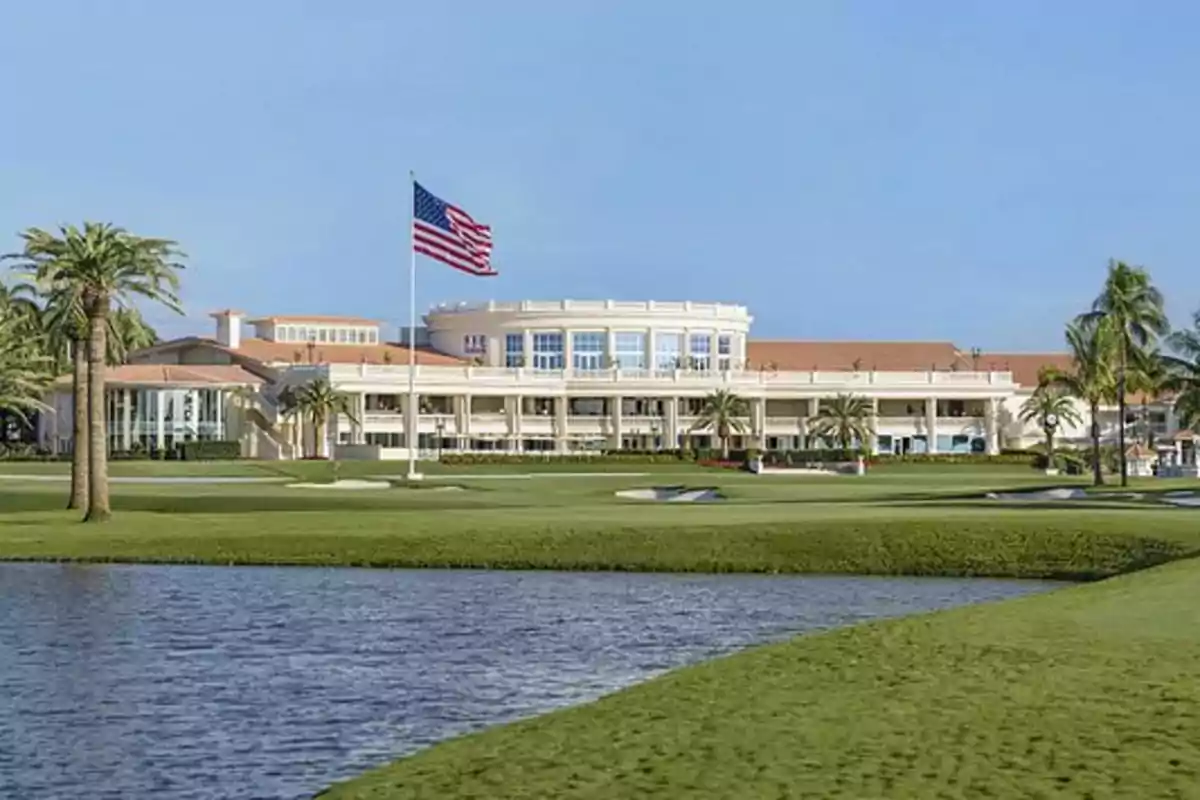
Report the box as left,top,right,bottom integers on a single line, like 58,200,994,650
356,393,367,444
868,398,879,454
403,391,420,455
555,396,569,453
985,397,1000,455
646,329,656,373
753,397,767,449
610,395,623,450
665,395,678,450
926,398,938,454
509,395,523,452
121,388,133,450
215,389,224,441
155,390,165,451
562,329,572,373
458,394,471,449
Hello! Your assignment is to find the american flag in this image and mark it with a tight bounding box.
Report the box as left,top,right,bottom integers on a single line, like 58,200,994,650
412,182,496,276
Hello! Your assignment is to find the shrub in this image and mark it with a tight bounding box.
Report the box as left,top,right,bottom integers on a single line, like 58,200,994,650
177,440,242,461
873,453,1038,467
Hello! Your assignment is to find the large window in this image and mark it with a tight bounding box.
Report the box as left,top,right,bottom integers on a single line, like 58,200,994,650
532,332,564,371
717,334,732,371
572,331,605,371
689,331,712,371
655,332,682,370
613,332,646,370
504,333,524,367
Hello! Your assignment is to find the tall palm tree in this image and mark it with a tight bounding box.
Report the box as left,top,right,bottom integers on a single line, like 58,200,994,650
689,389,748,460
107,307,159,364
1041,317,1117,486
294,378,357,458
9,223,184,522
1164,309,1200,432
1080,260,1168,486
1019,387,1083,468
808,393,873,450
1128,346,1168,448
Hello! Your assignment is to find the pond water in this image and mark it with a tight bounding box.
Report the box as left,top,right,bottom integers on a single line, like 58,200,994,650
0,564,1059,799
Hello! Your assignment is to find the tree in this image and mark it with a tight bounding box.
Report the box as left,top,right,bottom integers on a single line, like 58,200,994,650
1019,386,1082,469
808,393,873,450
1127,345,1168,447
1164,310,1200,432
10,223,184,521
1041,317,1117,486
689,389,748,460
107,307,159,364
293,378,357,458
1080,260,1168,486
0,309,51,429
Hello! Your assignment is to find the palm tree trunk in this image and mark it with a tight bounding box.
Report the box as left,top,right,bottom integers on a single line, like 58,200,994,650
83,305,111,522
1090,402,1103,487
69,340,89,510
315,414,325,458
1118,345,1128,487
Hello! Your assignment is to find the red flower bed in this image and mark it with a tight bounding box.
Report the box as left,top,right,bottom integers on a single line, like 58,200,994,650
697,459,745,470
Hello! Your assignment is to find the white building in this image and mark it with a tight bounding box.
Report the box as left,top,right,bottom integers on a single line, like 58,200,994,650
37,299,1186,460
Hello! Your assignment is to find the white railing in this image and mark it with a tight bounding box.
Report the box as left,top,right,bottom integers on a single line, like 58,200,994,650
324,363,1015,390
426,299,750,318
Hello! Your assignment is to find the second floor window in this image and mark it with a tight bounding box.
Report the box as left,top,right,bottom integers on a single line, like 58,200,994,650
464,334,487,355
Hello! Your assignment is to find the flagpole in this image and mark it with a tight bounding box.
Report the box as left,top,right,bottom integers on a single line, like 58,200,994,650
407,170,420,481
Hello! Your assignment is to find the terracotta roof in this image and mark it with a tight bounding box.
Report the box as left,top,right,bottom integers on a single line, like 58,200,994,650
1126,443,1156,459
54,364,263,388
976,353,1074,388
746,340,966,372
247,315,380,326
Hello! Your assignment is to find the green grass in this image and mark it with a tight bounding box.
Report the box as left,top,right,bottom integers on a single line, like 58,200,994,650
4,462,1200,796
320,557,1200,799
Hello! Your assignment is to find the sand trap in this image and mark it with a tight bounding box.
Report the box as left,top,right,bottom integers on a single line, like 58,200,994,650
615,486,722,502
759,467,840,476
287,479,392,490
986,487,1087,502
1161,491,1200,507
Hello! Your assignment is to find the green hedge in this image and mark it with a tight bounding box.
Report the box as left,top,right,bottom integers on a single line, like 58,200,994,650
440,451,687,466
177,440,242,461
873,453,1038,466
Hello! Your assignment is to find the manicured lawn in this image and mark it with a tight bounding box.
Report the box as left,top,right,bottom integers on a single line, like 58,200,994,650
320,557,1200,799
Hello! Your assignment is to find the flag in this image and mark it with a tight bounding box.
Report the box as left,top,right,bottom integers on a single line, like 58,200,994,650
412,182,496,276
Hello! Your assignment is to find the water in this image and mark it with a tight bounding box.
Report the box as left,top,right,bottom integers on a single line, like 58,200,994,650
0,564,1058,799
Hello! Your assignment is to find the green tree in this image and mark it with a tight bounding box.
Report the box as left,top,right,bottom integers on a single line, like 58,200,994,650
1080,260,1168,486
10,223,184,521
1040,317,1117,486
294,378,357,458
1019,386,1082,468
808,393,873,451
1128,346,1168,447
1164,310,1200,432
0,308,51,430
689,389,748,460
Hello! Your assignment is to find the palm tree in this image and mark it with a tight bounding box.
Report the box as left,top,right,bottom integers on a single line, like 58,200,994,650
808,393,873,451
1019,386,1083,469
1128,346,1168,448
9,223,184,521
689,389,748,460
107,307,159,364
1164,310,1200,432
1080,260,1168,486
1041,317,1117,486
293,378,357,458
0,310,51,429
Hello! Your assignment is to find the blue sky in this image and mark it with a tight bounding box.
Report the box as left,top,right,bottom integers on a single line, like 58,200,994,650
3,0,1198,351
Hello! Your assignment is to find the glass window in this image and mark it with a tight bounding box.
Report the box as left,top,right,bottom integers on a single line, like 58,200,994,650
337,329,347,343
613,332,646,370
317,328,328,343
572,331,605,371
368,330,378,344
464,334,487,355
689,332,712,371
717,334,732,371
505,333,524,367
655,333,682,370
532,332,564,370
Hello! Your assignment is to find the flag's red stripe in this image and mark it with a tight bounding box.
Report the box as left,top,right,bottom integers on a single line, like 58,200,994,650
413,231,491,270
414,245,497,276
414,221,492,254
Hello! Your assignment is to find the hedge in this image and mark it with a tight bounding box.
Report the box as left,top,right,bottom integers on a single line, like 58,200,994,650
178,440,242,461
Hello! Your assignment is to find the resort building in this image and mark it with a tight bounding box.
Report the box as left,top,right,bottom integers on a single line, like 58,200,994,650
36,300,1190,462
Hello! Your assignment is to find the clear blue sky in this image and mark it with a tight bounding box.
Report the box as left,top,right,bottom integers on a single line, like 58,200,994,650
3,1,1199,351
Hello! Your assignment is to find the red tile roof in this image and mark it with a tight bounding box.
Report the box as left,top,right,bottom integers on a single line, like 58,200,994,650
746,340,966,372
247,315,380,326
232,337,463,366
54,364,263,388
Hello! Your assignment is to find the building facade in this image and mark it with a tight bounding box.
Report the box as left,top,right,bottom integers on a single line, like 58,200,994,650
37,300,1187,461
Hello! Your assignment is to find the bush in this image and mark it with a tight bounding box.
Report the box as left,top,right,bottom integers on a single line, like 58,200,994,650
763,449,859,467
177,440,242,461
0,444,61,461
440,451,690,466
873,453,1038,467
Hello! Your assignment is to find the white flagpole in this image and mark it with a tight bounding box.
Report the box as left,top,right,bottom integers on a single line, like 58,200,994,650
407,170,420,480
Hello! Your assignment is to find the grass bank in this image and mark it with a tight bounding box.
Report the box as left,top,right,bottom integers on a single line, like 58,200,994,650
321,556,1200,799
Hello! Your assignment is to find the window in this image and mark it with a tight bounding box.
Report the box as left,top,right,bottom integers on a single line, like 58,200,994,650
366,432,403,448
689,332,712,371
464,334,487,355
338,329,349,344
572,331,605,371
367,330,378,344
655,332,682,370
613,332,646,370
318,329,329,343
532,332,564,371
505,333,524,367
717,334,732,371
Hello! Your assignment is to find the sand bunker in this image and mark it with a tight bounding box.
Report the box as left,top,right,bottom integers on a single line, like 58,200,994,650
1161,491,1200,507
986,487,1087,502
287,479,392,490
615,486,722,502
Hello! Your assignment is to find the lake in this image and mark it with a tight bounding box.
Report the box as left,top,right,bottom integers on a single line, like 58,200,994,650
0,564,1059,799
